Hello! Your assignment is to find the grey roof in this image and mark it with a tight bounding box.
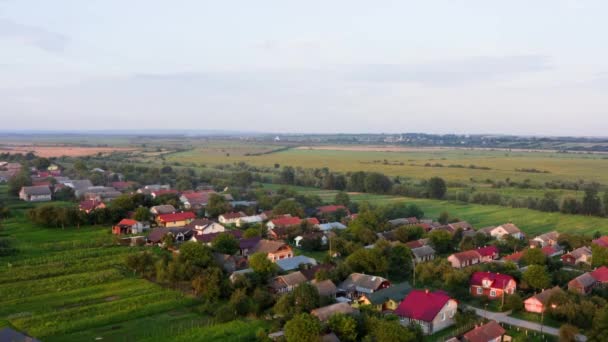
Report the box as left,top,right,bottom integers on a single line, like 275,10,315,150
312,279,337,297
276,255,318,271
21,185,51,196
272,271,308,289
318,222,347,231
570,246,592,259
572,273,597,288
535,231,559,243
311,302,359,322
411,245,436,259
339,273,388,293
150,204,176,214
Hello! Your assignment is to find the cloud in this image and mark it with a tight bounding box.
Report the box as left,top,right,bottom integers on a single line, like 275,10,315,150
0,17,69,52
344,55,552,86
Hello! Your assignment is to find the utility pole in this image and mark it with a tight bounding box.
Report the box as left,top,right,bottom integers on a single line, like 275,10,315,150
412,258,416,287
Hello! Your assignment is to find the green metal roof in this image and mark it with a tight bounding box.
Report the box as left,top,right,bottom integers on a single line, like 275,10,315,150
364,282,412,305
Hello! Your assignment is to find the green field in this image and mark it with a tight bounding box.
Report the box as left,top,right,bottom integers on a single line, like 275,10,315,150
263,184,608,235
0,185,266,341
165,144,608,186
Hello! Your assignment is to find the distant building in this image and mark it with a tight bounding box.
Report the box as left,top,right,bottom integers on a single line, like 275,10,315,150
19,185,52,202
470,272,516,300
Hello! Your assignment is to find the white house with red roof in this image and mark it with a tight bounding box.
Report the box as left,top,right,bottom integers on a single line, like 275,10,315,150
112,219,149,235
395,289,457,335
470,272,516,299
266,216,302,230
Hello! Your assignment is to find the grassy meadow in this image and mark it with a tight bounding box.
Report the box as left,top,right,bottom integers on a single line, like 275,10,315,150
263,184,608,236
165,144,608,186
0,185,266,341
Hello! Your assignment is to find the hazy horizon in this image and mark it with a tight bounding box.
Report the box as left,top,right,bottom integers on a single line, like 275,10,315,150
1,1,607,135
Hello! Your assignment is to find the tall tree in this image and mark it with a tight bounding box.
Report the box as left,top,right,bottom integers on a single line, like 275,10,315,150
334,191,351,206
284,314,322,342
212,233,239,255
427,177,447,199
582,183,602,216
206,194,231,217
522,265,551,290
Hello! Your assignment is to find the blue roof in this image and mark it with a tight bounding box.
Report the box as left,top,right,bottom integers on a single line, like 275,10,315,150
276,255,318,271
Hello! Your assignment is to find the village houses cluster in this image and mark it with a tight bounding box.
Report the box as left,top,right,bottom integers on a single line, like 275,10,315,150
9,161,608,341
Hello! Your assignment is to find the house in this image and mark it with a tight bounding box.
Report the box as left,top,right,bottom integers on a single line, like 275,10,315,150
150,204,177,216
312,279,338,298
147,227,193,245
412,245,436,263
338,273,390,299
592,236,608,248
229,268,254,283
311,302,359,322
476,246,500,262
533,231,560,247
462,321,506,342
275,255,317,272
270,271,308,294
470,272,516,299
0,327,41,342
395,289,458,335
236,215,264,227
502,251,524,263
150,189,179,199
405,238,429,249
213,253,248,273
524,286,563,313
266,216,301,230
316,205,349,216
238,237,262,257
448,221,473,232
317,222,348,232
111,181,135,192
357,282,412,312
19,185,52,202
591,266,608,286
388,217,420,227
447,250,482,268
79,199,106,213
218,212,246,225
191,230,243,245
250,239,293,261
137,184,170,195
185,219,226,235
156,212,196,227
300,264,336,281
64,179,94,197
487,223,524,240
561,246,592,266
83,186,122,202
180,190,216,209
568,273,597,295
112,219,149,235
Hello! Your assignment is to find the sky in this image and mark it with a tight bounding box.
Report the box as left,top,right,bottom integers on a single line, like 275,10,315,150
1,0,607,136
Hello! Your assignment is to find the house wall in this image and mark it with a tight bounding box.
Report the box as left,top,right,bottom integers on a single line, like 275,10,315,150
430,299,457,335
524,298,543,313
268,248,294,262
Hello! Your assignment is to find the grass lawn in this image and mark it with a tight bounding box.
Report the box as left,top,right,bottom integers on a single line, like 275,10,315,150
263,184,608,235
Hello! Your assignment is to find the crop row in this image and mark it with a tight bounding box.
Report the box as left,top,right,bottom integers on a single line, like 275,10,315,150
12,289,196,338
0,269,124,299
2,246,134,268
0,278,156,317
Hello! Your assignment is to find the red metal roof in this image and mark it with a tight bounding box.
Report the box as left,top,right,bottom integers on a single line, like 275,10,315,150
221,212,245,220
463,321,505,342
317,205,347,214
394,289,452,322
503,251,524,262
157,212,195,222
541,245,557,256
476,246,499,257
307,217,320,225
591,266,608,283
270,216,302,227
470,271,515,289
593,236,608,248
117,219,138,226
